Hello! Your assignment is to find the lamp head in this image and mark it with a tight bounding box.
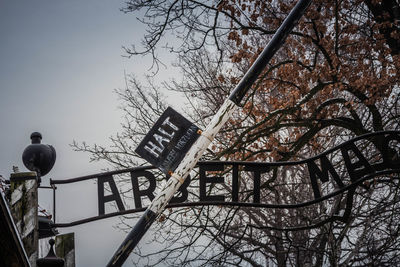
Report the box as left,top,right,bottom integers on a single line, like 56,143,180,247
22,132,56,179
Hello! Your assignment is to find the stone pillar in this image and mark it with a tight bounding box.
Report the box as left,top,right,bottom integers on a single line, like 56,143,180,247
10,171,39,267
56,233,75,267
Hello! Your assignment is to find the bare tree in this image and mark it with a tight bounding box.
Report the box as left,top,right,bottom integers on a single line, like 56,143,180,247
73,0,400,265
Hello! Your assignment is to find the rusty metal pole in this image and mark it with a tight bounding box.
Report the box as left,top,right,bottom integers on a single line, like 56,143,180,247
107,0,313,266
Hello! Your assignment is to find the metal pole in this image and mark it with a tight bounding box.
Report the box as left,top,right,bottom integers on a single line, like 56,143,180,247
107,0,313,266
53,184,56,223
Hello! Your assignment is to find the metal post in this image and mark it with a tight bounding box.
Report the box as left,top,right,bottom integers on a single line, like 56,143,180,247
52,182,56,224
107,0,313,266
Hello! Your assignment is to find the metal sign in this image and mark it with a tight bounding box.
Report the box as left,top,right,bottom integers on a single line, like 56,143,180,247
51,131,400,229
135,107,201,175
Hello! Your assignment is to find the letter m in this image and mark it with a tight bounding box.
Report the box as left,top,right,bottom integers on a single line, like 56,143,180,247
307,155,344,199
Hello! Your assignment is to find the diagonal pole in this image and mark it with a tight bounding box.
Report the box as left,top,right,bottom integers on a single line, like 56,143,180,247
107,0,313,266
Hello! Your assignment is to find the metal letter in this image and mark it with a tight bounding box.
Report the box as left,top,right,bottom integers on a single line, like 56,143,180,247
97,176,125,216
245,165,270,204
341,143,374,182
130,171,157,209
307,155,344,199
200,164,225,202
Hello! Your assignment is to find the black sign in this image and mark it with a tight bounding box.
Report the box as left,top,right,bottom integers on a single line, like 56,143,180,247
135,107,201,175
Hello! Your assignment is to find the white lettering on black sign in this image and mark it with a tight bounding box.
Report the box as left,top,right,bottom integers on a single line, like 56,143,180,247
143,117,179,158
135,107,201,175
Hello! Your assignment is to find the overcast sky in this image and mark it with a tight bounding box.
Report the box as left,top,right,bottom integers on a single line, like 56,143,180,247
0,0,178,265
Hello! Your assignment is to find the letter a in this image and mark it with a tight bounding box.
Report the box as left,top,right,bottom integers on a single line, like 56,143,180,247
97,175,125,215
341,143,374,182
